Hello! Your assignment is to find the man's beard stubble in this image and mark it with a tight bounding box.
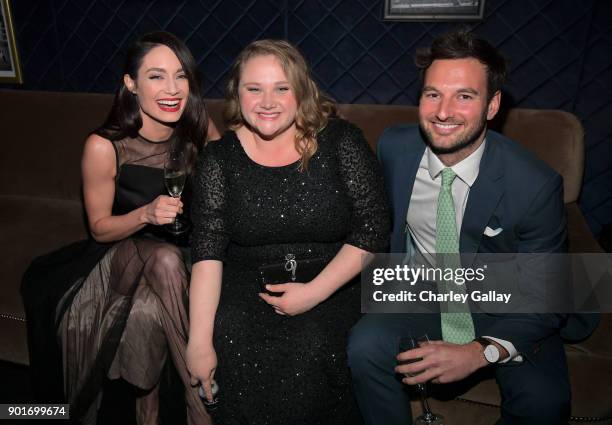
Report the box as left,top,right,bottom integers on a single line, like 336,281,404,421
420,109,488,156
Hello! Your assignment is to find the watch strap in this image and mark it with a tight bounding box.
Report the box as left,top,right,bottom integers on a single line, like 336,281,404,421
473,337,491,349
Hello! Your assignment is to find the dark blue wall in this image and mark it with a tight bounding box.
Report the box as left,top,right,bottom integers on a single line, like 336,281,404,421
6,0,612,235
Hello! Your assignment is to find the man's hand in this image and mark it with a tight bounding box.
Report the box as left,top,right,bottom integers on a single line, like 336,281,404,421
396,340,489,385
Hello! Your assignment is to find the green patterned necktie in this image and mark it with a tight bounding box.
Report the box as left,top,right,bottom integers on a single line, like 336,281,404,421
435,168,475,344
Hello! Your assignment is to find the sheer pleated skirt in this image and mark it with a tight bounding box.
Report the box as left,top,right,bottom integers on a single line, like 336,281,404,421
56,237,209,425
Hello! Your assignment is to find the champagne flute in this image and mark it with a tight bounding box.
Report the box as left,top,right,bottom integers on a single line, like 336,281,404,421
164,150,188,235
397,334,444,425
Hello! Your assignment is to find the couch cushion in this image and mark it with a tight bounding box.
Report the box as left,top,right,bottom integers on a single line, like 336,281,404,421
0,195,87,365
0,90,112,201
337,103,419,152
1,195,87,317
424,398,500,425
567,202,604,254
491,109,584,204
0,318,28,366
565,347,612,419
0,90,582,205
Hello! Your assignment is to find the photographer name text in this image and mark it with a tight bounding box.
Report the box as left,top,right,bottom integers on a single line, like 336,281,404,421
372,289,511,304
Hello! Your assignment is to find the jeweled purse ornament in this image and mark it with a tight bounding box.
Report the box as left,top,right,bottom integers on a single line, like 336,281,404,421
258,253,326,296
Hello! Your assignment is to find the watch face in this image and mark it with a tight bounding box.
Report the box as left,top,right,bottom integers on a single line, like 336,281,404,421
484,345,500,363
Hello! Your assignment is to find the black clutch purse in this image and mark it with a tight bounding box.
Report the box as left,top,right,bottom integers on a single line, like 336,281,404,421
257,254,327,296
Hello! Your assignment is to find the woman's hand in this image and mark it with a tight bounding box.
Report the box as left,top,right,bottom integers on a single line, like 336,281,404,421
186,341,217,402
259,282,325,316
143,195,183,225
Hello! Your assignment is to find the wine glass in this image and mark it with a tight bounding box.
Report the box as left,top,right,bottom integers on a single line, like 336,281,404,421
164,150,188,235
397,334,444,425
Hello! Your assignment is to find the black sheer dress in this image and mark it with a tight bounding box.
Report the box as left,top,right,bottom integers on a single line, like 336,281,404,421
191,118,390,425
21,134,209,425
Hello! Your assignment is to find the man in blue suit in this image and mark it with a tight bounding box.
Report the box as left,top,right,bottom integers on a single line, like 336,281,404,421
348,30,575,424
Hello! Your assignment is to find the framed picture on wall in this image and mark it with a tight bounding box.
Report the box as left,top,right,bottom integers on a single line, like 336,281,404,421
0,0,22,84
383,0,485,21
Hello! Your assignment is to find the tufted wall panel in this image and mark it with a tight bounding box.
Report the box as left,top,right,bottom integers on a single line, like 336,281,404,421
5,0,612,235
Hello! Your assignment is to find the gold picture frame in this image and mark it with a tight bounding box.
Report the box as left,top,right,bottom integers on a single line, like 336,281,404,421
0,0,22,84
383,0,485,21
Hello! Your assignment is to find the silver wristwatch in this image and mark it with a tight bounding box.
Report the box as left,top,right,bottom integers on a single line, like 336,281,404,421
474,337,500,363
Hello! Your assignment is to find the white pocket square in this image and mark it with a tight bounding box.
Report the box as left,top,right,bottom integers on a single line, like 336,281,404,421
484,226,503,237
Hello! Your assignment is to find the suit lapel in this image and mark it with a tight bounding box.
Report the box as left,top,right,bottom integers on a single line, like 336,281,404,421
390,142,424,253
460,135,504,265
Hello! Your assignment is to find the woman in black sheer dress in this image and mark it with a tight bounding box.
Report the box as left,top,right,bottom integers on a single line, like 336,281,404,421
21,32,217,425
186,39,390,424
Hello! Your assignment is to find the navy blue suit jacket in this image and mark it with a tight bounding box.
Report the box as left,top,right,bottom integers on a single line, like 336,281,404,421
377,124,579,356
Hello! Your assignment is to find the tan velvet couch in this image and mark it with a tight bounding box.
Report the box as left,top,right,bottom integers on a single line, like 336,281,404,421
1,89,610,423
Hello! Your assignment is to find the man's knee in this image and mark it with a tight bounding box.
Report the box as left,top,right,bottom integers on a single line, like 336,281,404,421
347,316,394,375
527,378,570,421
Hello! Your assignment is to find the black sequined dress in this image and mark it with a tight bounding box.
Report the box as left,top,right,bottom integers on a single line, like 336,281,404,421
191,118,390,425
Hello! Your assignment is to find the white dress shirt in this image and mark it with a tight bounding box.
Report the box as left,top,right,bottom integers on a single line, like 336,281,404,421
406,139,521,363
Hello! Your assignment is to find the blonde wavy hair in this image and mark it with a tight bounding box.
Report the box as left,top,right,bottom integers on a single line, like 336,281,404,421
224,39,337,170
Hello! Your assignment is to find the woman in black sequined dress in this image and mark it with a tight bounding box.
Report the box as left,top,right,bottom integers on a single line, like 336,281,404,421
21,32,216,425
187,40,390,425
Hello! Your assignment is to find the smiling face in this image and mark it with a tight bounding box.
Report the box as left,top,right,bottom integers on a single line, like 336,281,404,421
124,44,189,132
238,54,298,142
418,58,500,164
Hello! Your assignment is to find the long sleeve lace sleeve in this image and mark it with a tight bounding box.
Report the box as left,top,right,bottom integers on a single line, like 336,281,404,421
331,119,390,253
190,141,229,263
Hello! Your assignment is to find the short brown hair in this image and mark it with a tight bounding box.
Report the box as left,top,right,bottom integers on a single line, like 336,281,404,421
415,29,507,101
224,39,336,170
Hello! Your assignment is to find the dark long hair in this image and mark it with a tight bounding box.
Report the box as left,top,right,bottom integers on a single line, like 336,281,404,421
97,31,207,169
